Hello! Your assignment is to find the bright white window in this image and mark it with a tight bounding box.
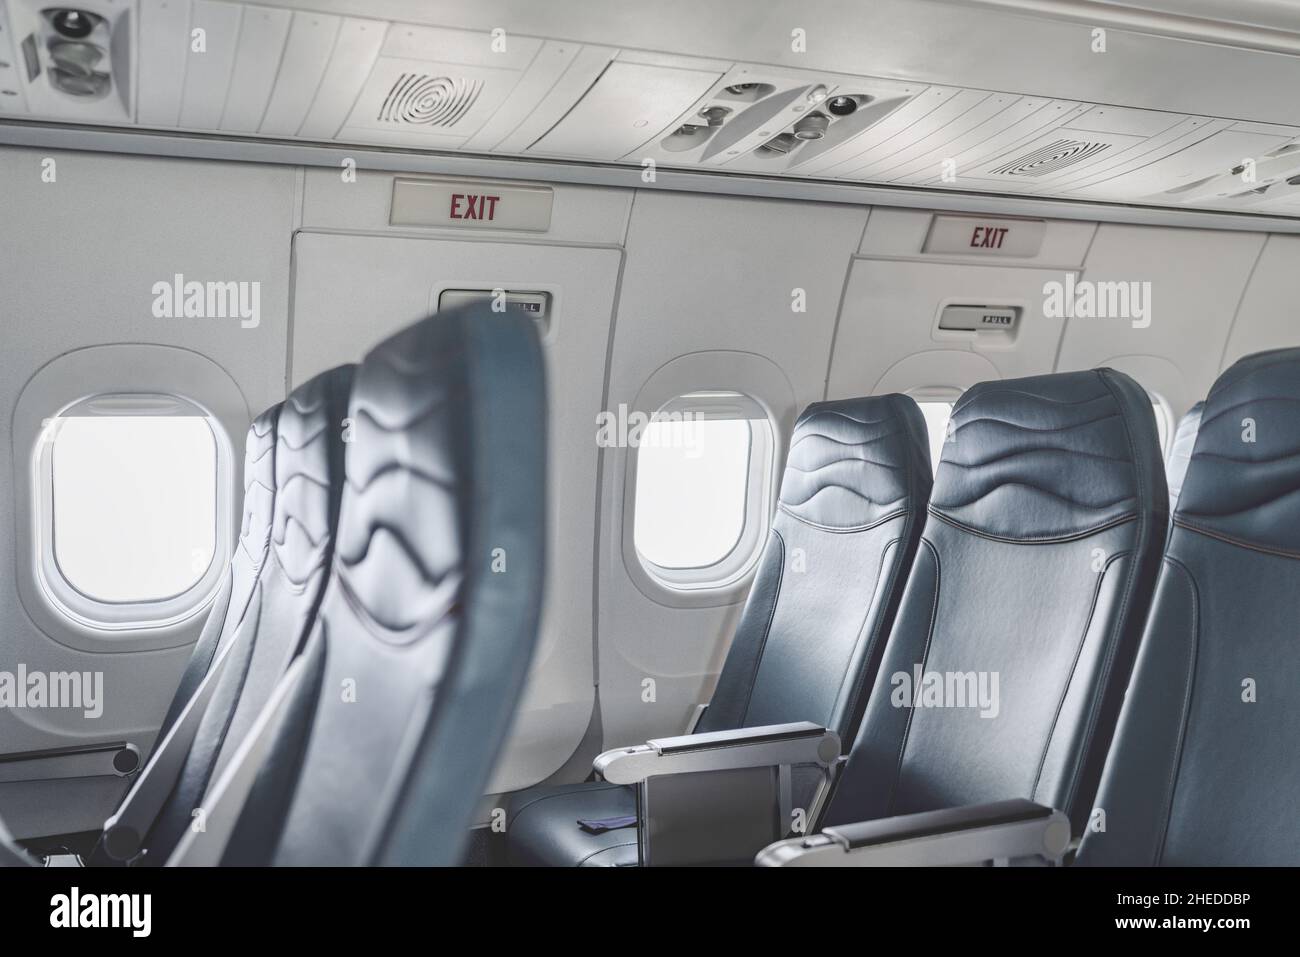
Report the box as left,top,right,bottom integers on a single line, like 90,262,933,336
1150,395,1172,456
630,392,775,590
634,418,751,569
33,393,231,630
51,416,217,602
916,401,954,476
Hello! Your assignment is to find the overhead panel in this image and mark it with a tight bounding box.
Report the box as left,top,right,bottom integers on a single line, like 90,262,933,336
297,17,385,139
957,127,1150,194
177,0,242,130
338,24,543,148
833,89,997,180
488,44,615,153
3,0,1300,218
797,87,963,178
880,95,1052,184
529,61,723,160
218,5,291,131
463,40,583,152
619,65,913,174
136,0,191,127
0,0,29,114
1078,127,1297,199
258,12,339,136
1033,116,1221,194
905,101,1091,187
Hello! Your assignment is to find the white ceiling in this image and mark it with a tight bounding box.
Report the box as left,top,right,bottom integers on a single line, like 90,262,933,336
4,0,1300,216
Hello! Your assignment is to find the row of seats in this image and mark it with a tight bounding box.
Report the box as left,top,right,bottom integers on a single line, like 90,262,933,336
507,353,1298,867
2,331,1290,868
4,304,549,867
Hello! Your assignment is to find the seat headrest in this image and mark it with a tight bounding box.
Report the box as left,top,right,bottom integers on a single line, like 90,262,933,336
1165,401,1203,511
237,404,279,569
1176,347,1300,555
335,306,546,639
779,395,932,530
931,369,1165,542
271,364,354,588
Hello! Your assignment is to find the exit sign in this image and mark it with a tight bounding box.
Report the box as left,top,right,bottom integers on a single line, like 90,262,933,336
923,215,1046,257
391,178,553,231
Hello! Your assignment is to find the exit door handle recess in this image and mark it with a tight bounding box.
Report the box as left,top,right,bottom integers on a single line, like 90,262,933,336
0,741,140,783
937,305,1021,333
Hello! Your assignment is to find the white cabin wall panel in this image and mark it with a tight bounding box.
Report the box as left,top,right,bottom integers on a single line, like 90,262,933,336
1219,234,1300,370
1054,223,1266,414
827,259,1071,399
289,231,621,798
0,146,296,836
595,192,867,752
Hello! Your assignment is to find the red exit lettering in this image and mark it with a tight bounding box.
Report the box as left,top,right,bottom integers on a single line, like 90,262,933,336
449,193,502,221
970,225,1009,249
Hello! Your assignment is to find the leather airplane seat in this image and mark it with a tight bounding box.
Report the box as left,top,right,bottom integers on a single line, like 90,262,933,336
506,394,934,866
820,369,1168,839
1078,349,1300,865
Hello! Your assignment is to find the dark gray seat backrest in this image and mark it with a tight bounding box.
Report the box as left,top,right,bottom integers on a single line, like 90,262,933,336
223,305,547,866
155,407,279,741
698,395,932,744
1079,348,1300,865
1165,401,1203,511
141,365,354,862
824,369,1168,834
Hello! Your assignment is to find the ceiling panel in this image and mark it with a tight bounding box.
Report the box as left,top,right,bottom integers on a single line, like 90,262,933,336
3,0,1299,218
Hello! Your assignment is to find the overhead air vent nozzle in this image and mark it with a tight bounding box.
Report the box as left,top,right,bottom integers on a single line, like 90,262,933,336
792,112,829,140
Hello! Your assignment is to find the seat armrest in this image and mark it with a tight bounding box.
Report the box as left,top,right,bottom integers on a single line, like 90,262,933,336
0,741,140,784
593,722,842,866
755,798,1072,867
594,721,839,785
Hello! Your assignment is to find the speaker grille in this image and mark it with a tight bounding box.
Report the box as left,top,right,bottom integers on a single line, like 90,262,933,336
378,74,482,127
987,138,1111,177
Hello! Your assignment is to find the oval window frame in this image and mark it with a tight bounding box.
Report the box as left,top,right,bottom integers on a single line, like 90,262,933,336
14,345,247,652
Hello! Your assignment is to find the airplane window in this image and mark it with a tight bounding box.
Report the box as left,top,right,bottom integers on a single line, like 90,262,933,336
916,401,953,476
48,415,217,604
1150,395,1172,456
634,417,752,570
